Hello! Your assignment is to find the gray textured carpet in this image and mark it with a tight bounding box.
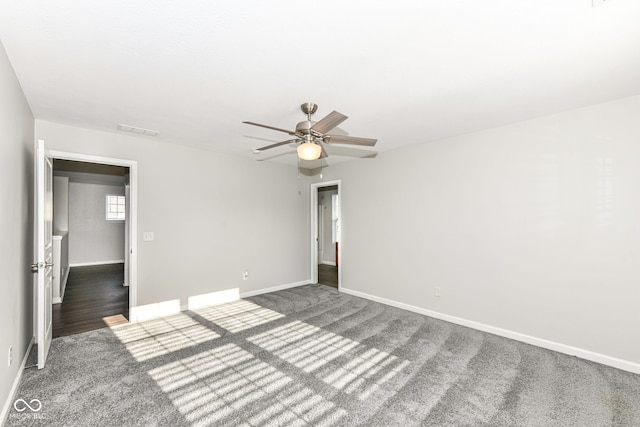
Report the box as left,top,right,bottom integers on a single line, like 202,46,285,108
7,284,640,426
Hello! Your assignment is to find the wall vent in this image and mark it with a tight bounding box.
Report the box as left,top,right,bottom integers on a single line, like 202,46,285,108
117,123,159,136
592,0,611,7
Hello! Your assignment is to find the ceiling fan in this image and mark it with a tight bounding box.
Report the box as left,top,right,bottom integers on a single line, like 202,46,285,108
243,102,377,161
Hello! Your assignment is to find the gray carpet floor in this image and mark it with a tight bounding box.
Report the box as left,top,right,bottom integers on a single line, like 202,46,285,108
7,284,640,426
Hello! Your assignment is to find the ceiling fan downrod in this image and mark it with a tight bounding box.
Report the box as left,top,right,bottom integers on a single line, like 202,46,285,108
300,102,317,121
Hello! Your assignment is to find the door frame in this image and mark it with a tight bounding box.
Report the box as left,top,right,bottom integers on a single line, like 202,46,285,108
48,150,138,314
310,180,341,289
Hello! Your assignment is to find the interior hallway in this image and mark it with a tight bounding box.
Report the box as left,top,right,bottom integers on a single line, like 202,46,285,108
52,263,129,338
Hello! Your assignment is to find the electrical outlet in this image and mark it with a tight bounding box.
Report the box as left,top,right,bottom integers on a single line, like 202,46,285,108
243,270,249,281
434,287,441,297
8,346,12,367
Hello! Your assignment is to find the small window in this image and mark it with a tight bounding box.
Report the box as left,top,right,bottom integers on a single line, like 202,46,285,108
106,195,126,221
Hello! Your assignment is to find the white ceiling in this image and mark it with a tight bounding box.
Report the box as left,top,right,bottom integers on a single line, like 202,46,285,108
1,1,640,168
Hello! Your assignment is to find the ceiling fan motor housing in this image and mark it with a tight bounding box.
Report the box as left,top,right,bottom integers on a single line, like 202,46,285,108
295,120,317,136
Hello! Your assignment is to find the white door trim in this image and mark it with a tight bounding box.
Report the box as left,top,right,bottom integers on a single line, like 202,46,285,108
310,180,341,289
49,150,138,314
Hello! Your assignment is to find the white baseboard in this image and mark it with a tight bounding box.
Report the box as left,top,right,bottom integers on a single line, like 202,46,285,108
240,280,311,298
320,261,336,266
128,280,312,323
69,260,124,267
340,287,640,375
52,268,70,305
1,337,34,426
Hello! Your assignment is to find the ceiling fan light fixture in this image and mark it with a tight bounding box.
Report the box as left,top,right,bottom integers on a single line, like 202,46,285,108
244,102,377,161
297,141,322,160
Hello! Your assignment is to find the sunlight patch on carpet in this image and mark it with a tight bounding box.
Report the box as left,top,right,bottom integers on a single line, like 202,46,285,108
192,300,285,333
248,320,409,398
112,313,221,361
148,343,347,426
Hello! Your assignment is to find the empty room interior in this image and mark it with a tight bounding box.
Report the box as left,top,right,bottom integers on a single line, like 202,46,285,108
1,1,640,426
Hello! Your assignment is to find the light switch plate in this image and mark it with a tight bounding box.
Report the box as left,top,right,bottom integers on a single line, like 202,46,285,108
143,232,155,241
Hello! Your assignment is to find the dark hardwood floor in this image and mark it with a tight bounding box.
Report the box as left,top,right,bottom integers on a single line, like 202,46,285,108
318,264,338,288
53,263,129,338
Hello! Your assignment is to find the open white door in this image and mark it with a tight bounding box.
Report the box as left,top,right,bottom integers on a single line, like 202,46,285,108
123,183,130,286
34,139,53,369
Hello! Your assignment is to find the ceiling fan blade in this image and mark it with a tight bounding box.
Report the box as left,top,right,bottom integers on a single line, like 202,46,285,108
255,139,299,152
243,121,297,136
325,145,377,158
325,135,377,146
319,144,328,159
310,111,348,135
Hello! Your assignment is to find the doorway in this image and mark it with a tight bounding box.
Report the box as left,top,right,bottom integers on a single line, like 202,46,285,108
47,151,138,336
310,180,341,289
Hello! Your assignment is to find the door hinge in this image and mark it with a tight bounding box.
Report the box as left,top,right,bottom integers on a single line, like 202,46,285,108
30,262,53,273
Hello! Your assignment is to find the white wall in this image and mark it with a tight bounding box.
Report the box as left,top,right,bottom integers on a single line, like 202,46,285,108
322,94,640,368
68,182,125,265
53,176,69,233
0,40,34,421
35,120,311,309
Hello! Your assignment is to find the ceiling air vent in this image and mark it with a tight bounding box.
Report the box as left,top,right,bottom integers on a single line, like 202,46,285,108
117,123,159,137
